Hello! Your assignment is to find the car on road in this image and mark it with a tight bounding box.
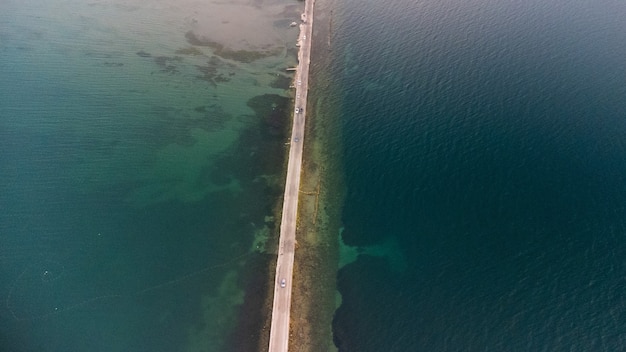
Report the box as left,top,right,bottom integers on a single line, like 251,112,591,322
280,278,286,288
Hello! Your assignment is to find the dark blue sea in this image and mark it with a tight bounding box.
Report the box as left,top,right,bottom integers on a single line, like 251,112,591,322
330,0,626,350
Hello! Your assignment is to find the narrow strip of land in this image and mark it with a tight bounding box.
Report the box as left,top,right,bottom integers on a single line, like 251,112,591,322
268,0,315,351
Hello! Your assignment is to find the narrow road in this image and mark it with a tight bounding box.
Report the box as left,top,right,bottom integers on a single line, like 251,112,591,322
267,0,315,351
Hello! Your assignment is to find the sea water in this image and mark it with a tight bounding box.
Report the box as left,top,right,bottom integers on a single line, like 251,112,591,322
0,0,301,350
330,0,626,350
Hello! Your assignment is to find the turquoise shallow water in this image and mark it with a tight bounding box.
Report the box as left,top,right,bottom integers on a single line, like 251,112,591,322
330,0,626,350
0,0,300,350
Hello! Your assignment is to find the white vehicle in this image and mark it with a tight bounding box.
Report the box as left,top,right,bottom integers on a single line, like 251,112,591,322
280,278,286,288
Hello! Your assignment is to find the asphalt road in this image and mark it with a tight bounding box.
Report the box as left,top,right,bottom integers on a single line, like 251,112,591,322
267,0,315,351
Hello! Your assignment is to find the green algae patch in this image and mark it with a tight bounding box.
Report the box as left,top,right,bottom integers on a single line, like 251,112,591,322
270,74,293,89
195,56,235,86
136,50,151,57
247,94,291,138
185,31,281,63
246,94,290,117
175,46,205,56
154,56,182,74
195,66,231,85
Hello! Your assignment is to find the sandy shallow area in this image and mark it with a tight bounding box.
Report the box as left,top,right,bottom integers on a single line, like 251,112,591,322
187,0,302,51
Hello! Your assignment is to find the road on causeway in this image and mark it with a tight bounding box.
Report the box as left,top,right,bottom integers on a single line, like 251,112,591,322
267,0,315,351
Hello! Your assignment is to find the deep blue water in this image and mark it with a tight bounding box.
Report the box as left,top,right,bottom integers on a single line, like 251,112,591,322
331,0,626,350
